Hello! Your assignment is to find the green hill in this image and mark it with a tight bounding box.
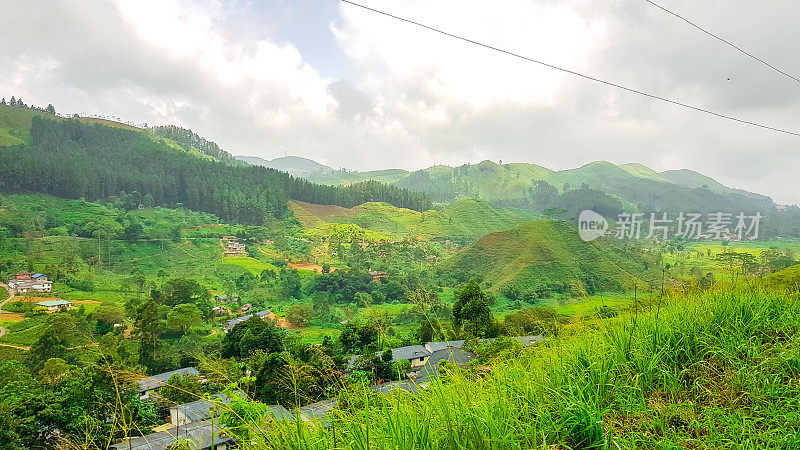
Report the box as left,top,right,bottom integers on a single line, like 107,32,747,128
0,194,279,296
290,198,534,242
150,125,244,165
446,221,659,298
0,104,431,224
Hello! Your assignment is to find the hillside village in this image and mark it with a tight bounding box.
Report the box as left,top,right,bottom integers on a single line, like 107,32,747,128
115,335,543,450
0,98,799,449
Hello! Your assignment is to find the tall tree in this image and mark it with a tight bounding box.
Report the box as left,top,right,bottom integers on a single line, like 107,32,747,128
452,278,493,337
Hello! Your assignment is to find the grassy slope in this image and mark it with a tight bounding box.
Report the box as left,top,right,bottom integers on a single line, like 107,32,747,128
765,264,800,290
230,289,800,448
447,221,658,295
289,199,532,241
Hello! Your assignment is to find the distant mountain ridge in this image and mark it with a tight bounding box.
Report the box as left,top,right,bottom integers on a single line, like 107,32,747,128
304,159,772,205
306,159,766,200
235,155,335,178
300,158,800,236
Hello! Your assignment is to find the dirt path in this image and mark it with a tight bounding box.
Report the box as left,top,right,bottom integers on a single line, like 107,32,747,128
0,282,15,339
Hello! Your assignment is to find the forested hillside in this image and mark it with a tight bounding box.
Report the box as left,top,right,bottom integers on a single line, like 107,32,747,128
0,110,431,224
150,124,244,166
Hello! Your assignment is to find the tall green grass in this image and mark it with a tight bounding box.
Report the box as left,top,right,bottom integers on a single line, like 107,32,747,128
222,289,800,449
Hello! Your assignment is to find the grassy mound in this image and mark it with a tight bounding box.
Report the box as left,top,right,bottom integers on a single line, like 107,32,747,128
765,264,800,291
446,221,659,298
291,198,532,242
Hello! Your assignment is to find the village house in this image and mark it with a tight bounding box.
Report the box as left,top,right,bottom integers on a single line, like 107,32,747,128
170,394,232,426
220,236,248,257
36,299,73,312
7,271,53,293
137,367,201,400
388,344,431,369
214,293,239,303
414,347,477,383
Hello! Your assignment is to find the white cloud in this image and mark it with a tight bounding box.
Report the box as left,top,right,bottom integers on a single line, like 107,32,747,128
0,0,799,204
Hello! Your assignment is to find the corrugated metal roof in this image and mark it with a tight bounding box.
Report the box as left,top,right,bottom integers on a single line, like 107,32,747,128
390,345,431,362
111,419,234,450
425,340,465,353
36,300,71,307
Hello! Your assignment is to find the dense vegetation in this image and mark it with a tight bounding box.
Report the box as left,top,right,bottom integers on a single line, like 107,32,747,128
0,191,799,448
0,113,431,223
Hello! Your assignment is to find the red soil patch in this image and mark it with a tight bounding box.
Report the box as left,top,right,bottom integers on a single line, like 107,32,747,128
0,312,25,322
286,260,337,273
275,317,305,330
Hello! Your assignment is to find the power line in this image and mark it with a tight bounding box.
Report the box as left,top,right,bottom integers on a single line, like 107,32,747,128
340,0,800,138
643,0,800,86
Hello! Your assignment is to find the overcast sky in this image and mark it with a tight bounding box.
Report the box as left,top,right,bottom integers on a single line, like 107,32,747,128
1,0,799,204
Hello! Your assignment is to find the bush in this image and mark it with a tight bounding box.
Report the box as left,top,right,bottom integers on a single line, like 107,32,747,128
63,276,94,292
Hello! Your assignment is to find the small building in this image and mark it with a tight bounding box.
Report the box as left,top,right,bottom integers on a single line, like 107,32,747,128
30,274,53,292
221,237,248,257
36,299,72,312
293,398,337,425
137,367,200,400
424,340,465,353
214,293,239,303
